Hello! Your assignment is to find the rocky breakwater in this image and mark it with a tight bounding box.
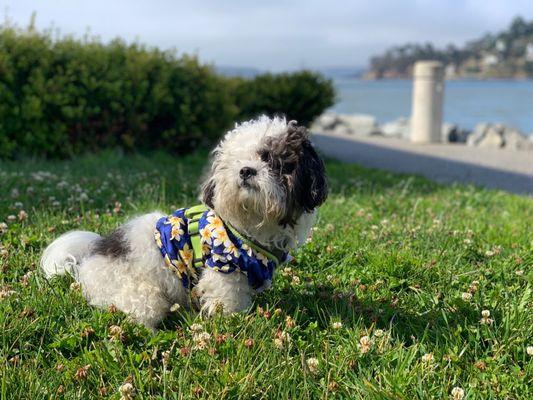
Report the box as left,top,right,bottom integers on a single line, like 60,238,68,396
311,113,533,151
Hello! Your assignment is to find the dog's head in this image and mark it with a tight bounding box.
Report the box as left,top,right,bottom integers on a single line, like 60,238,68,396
200,116,327,243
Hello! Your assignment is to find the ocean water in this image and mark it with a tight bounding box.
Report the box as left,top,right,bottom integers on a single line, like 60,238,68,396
331,79,533,134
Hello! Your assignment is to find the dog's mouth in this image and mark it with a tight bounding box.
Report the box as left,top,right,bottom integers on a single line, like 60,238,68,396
239,180,258,191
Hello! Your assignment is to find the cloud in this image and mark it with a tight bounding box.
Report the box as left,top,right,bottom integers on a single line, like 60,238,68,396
3,0,533,70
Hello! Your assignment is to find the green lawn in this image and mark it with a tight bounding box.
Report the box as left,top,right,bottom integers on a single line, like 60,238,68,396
1,151,531,399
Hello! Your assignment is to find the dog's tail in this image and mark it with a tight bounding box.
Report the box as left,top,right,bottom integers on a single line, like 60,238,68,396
40,231,101,279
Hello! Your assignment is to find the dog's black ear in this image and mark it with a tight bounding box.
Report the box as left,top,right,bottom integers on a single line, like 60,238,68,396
294,139,328,211
201,178,216,209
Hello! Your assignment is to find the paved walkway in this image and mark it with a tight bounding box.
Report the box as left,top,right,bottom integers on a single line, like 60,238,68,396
312,132,533,195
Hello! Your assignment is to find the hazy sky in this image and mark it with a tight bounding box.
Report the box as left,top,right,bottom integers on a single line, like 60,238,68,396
3,0,533,70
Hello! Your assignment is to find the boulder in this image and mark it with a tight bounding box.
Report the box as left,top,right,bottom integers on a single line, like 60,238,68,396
477,124,505,148
382,117,410,139
442,123,470,143
441,123,458,142
467,123,490,146
502,126,529,150
337,114,381,136
311,113,338,132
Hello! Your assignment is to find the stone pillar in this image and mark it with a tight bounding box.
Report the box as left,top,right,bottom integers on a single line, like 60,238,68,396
410,61,444,143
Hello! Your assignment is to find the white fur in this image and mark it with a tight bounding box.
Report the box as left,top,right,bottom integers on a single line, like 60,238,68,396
40,231,101,278
40,116,320,329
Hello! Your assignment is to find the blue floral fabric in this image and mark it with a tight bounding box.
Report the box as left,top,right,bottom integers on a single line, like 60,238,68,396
155,207,288,290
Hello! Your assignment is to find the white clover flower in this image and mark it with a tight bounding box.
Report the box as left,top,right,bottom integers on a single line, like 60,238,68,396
161,350,170,365
331,321,343,330
6,215,16,223
0,222,8,234
170,303,181,312
291,275,301,286
480,309,493,325
451,386,464,400
0,288,17,299
70,282,81,291
421,353,434,363
18,210,28,221
119,382,135,400
373,329,384,337
189,323,204,333
195,332,211,342
306,357,319,374
526,346,533,356
281,267,292,277
274,338,284,349
358,336,372,354
461,292,472,301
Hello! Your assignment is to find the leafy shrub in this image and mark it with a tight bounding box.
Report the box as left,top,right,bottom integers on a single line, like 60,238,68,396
233,71,335,126
0,26,334,158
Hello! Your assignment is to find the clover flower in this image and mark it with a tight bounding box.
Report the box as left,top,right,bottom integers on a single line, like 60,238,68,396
74,364,91,380
373,329,384,337
189,323,204,333
331,321,343,330
480,310,493,325
119,382,135,400
451,387,464,400
109,325,124,341
306,357,319,374
358,336,372,354
461,292,472,301
285,315,296,329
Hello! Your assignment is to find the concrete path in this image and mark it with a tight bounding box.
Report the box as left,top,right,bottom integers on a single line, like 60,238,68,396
312,132,533,195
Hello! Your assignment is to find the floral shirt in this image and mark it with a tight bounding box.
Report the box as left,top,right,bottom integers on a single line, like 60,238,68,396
155,207,288,290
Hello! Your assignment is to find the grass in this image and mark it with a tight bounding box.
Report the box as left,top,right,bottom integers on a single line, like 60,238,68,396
0,150,532,399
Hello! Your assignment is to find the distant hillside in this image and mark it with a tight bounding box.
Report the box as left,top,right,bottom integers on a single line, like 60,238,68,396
315,66,366,80
366,17,533,80
214,66,262,78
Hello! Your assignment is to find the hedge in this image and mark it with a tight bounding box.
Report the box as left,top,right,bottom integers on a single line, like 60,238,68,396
0,26,335,158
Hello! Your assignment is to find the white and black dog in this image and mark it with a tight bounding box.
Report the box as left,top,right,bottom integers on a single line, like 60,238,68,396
41,116,327,329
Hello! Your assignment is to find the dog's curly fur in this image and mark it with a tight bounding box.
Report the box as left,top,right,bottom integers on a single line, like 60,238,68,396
40,116,328,329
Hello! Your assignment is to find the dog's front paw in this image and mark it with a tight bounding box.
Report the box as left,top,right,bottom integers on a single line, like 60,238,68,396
196,269,254,317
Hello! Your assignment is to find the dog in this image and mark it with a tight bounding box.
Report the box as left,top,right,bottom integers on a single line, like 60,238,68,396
40,116,328,329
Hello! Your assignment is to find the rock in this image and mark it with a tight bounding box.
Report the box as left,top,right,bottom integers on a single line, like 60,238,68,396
442,123,470,143
466,123,531,150
311,113,338,132
337,114,381,136
382,117,410,139
502,127,528,150
477,124,504,148
467,123,490,146
441,123,458,142
332,124,353,136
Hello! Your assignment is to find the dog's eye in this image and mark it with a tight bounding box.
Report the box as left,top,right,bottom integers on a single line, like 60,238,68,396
259,150,270,162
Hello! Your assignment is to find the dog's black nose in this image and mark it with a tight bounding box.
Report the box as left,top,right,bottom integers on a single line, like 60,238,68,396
239,167,257,180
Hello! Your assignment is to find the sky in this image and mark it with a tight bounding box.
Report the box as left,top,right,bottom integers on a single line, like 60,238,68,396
2,0,533,71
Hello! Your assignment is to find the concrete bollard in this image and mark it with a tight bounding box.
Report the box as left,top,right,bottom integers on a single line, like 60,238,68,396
410,61,444,143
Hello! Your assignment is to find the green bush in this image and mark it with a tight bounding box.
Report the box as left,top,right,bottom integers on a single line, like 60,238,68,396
0,26,335,158
233,71,336,126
